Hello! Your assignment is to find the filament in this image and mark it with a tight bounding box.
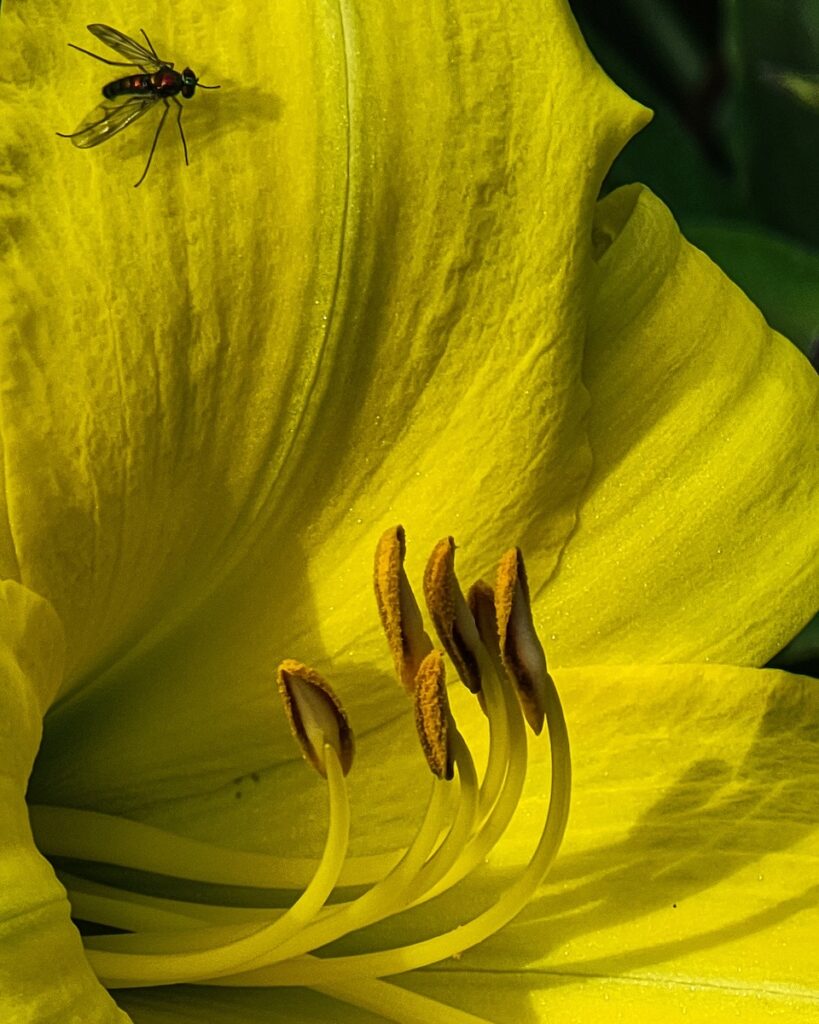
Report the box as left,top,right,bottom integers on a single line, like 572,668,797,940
191,664,569,987
29,801,398,889
82,744,349,984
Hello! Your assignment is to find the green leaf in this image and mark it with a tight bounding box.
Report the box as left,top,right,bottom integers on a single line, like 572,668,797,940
727,0,819,246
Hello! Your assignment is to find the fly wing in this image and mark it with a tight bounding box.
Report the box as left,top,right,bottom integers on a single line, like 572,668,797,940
61,94,158,149
86,24,167,68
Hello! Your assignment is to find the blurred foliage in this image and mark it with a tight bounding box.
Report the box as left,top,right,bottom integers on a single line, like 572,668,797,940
570,0,818,671
572,0,819,352
727,1,819,247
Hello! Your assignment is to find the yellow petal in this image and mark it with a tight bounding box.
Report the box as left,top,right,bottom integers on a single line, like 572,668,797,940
0,581,126,1022
541,186,819,667
353,663,819,1023
1,2,352,687
24,0,648,811
0,2,646,703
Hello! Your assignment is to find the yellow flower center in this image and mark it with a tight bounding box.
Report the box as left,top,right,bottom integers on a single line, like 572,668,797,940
28,527,571,1024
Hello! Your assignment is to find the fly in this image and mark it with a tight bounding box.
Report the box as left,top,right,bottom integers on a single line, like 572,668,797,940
57,24,220,187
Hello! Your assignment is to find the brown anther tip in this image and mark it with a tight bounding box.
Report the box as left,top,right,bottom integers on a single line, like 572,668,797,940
413,650,455,780
423,537,482,694
374,526,433,693
467,579,499,655
467,579,498,717
495,548,550,735
277,660,355,776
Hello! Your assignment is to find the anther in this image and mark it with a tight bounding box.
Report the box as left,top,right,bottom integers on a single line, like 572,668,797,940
277,660,355,776
413,650,455,780
423,537,483,694
374,525,434,692
494,549,552,735
467,578,499,658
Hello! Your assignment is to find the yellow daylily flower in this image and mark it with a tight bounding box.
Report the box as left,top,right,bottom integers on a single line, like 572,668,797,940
1,1,817,1023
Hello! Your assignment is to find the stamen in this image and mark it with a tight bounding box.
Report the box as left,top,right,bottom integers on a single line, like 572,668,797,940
191,639,570,985
183,779,453,973
84,744,350,985
29,528,571,1024
190,541,571,988
61,873,214,932
286,741,566,982
60,870,287,933
374,525,434,692
81,665,357,985
30,803,399,889
412,625,526,901
467,579,500,661
495,547,552,735
277,660,354,776
406,729,478,898
422,537,483,693
182,729,480,970
455,578,510,813
413,650,455,780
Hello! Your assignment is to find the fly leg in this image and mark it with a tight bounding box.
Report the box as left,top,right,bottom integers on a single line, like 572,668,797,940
172,96,189,166
134,98,169,187
140,29,164,66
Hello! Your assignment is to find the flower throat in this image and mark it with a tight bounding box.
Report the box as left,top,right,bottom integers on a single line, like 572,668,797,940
29,527,571,1024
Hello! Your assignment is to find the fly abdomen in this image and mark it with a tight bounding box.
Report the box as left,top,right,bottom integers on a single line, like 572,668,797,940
102,74,154,100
